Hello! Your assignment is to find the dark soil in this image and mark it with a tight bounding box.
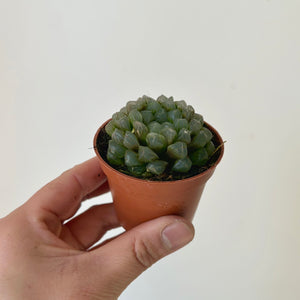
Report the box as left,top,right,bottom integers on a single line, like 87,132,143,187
96,126,223,181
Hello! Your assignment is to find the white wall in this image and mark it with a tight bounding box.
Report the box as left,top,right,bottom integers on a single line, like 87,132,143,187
1,1,299,299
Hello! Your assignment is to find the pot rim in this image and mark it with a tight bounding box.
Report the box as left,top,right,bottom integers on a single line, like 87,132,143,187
93,119,224,184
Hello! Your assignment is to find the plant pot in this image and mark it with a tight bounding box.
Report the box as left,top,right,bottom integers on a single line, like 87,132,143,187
94,119,224,230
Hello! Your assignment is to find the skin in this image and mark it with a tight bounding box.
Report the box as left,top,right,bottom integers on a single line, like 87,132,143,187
0,157,194,299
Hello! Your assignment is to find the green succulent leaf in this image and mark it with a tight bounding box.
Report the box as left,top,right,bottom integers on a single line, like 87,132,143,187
120,107,127,114
161,122,175,130
129,109,143,123
190,129,209,148
160,127,177,145
124,150,143,167
140,110,154,124
146,160,168,175
123,131,140,150
107,150,124,166
111,128,125,145
175,100,187,111
126,101,137,112
167,142,188,159
174,118,189,131
142,95,156,103
138,146,159,163
205,141,215,156
136,97,147,111
159,97,176,111
128,165,146,175
108,140,126,158
112,111,126,121
148,121,162,133
167,109,182,123
189,118,203,135
190,148,209,166
146,132,167,152
133,121,149,143
202,127,213,141
154,108,168,123
157,95,168,104
105,120,115,136
193,113,204,125
182,105,195,121
114,115,131,131
172,157,192,173
146,100,161,113
177,128,191,144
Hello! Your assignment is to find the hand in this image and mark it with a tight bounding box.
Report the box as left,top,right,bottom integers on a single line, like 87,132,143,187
0,157,194,299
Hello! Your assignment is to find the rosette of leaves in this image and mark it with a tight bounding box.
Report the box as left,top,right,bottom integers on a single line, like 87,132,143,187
105,95,216,178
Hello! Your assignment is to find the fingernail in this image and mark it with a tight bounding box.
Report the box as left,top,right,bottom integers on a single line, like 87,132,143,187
161,221,194,250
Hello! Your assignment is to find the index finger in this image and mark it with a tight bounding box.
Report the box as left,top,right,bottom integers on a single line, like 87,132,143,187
28,157,108,221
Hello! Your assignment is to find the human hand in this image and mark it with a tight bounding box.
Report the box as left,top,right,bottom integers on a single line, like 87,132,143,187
0,157,194,299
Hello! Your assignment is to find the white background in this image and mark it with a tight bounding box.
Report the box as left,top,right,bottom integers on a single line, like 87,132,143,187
1,1,300,299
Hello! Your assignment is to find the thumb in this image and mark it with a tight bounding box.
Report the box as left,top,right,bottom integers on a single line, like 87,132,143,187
85,216,194,298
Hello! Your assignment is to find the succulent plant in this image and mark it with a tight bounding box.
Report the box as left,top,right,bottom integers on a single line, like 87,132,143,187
105,95,216,178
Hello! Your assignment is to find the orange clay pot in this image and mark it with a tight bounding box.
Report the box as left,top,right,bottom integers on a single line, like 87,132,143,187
94,120,224,230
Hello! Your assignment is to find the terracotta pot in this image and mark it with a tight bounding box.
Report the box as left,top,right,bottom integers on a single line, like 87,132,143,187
94,120,224,230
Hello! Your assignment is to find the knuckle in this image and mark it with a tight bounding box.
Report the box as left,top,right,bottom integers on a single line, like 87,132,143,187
133,236,160,269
